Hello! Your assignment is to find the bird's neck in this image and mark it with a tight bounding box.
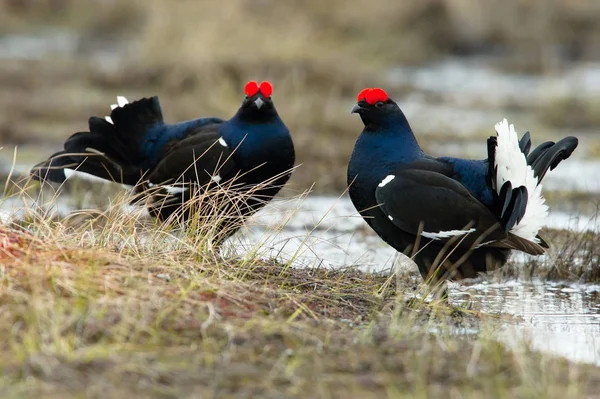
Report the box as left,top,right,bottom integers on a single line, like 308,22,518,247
221,113,290,157
348,124,423,191
233,106,280,124
361,111,420,146
361,121,422,161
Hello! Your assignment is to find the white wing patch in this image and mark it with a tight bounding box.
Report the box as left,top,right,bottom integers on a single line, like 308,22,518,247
162,185,188,195
494,118,549,242
379,175,395,188
422,228,475,240
218,137,228,148
105,95,129,124
211,175,222,183
63,168,111,184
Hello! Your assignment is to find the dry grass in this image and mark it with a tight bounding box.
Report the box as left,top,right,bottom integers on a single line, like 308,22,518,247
1,211,600,397
0,174,598,397
496,224,600,282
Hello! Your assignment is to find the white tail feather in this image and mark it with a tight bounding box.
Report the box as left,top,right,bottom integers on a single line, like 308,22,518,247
105,95,128,124
494,118,549,242
117,96,129,107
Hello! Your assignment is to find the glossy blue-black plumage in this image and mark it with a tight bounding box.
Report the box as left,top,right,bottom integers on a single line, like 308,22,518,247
139,113,290,171
31,87,295,235
437,157,493,206
218,113,291,169
348,104,495,210
140,117,224,169
348,92,577,283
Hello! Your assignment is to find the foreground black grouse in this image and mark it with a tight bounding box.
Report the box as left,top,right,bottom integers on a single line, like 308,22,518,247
348,88,578,284
32,81,295,239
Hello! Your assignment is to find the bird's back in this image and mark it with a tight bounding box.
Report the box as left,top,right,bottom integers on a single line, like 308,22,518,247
437,156,494,207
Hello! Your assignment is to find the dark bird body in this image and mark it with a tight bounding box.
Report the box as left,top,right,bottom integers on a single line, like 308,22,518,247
32,81,295,240
348,88,578,283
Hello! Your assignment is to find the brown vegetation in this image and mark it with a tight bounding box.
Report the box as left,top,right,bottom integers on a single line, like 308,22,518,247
1,0,600,192
1,206,600,397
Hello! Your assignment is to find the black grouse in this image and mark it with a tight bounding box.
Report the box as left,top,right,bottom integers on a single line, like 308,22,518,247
31,81,295,240
348,87,578,284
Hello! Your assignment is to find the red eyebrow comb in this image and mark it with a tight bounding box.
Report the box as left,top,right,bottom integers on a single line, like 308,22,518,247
364,88,389,104
244,81,259,97
259,81,273,97
357,88,371,102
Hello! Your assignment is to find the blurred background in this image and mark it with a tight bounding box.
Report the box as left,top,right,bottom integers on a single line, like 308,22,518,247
0,0,599,198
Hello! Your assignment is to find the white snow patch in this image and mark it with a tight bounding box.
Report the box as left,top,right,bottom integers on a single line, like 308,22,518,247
0,209,11,224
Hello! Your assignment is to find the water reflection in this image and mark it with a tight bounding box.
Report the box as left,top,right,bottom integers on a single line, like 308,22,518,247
241,196,597,272
452,282,600,365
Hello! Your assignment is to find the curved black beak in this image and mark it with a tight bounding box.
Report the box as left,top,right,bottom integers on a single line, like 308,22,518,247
350,103,364,114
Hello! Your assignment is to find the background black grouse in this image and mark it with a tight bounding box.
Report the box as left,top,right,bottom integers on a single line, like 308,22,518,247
31,80,295,242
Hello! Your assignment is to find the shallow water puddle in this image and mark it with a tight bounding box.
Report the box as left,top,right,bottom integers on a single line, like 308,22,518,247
244,197,600,366
451,282,600,366
241,196,598,271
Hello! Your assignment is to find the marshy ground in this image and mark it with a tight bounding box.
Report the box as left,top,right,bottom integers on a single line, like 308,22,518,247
1,0,600,397
1,197,600,398
0,178,599,398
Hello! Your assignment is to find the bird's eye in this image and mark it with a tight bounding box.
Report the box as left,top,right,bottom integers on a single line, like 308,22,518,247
375,102,384,108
